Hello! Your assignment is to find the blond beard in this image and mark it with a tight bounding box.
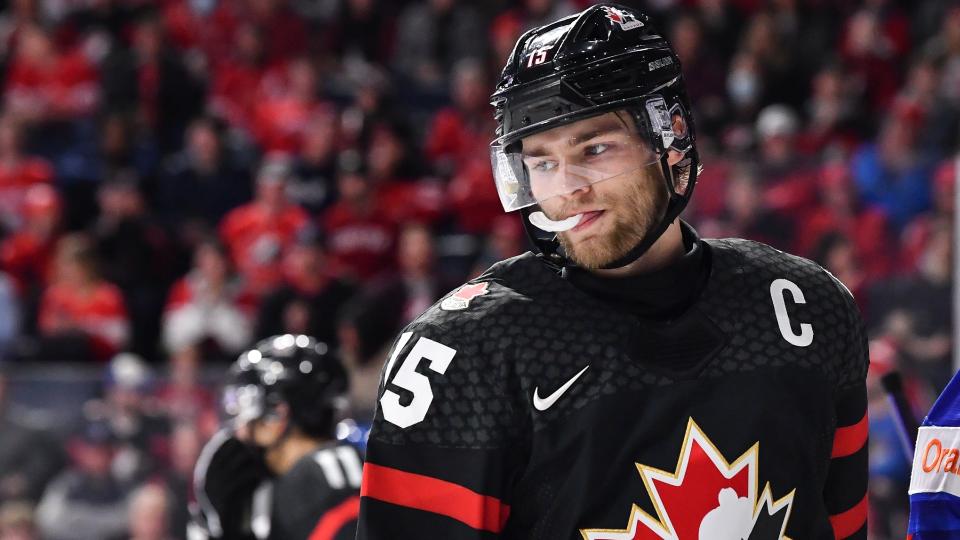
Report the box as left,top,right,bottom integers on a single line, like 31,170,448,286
555,168,669,269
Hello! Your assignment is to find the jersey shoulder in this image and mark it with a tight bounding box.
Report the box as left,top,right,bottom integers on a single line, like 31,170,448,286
371,255,544,448
411,251,554,337
706,237,854,300
704,238,867,389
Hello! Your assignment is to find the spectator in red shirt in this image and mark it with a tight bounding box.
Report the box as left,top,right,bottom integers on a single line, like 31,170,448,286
219,158,309,295
840,6,909,112
699,165,795,252
209,21,269,135
322,162,398,283
798,161,895,279
424,59,495,176
4,23,99,124
37,234,129,362
0,115,54,232
252,57,333,154
1,183,62,299
255,230,357,346
161,0,240,66
754,105,819,219
162,238,254,360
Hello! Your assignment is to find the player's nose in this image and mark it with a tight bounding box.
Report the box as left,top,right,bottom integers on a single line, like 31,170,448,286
558,163,595,197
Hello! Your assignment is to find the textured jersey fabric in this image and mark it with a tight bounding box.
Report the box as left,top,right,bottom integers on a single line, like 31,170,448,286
267,442,362,540
358,233,869,540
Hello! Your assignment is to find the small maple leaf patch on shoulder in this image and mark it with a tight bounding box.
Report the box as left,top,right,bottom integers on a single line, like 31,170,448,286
441,282,490,311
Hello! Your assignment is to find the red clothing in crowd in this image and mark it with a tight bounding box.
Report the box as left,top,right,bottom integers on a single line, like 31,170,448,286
5,49,99,119
38,281,128,360
424,107,493,168
0,231,57,294
164,276,257,314
0,158,54,227
378,181,445,226
447,158,503,235
209,59,267,133
800,205,895,278
839,9,910,112
252,95,333,154
220,203,310,295
162,0,240,65
322,197,398,283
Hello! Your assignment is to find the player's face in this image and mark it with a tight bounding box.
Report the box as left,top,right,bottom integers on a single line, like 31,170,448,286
522,112,669,269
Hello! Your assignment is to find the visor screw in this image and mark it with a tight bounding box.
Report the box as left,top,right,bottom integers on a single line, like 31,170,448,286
522,116,531,125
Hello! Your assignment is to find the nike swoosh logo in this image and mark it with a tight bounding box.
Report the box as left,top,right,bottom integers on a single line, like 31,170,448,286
532,365,590,411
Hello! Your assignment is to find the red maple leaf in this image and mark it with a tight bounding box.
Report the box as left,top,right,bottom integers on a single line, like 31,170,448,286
604,7,625,23
650,441,750,539
581,419,796,540
454,282,489,301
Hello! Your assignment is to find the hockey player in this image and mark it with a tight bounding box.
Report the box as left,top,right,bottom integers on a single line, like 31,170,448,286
191,334,361,540
358,4,868,540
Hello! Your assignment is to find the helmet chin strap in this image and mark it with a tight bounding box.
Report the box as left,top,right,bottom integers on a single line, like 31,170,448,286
599,147,699,270
519,147,699,271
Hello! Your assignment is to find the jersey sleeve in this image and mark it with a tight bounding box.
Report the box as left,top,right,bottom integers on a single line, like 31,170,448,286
822,275,869,539
357,319,525,540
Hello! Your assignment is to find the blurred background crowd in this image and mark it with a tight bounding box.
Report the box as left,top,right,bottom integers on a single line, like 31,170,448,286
0,0,953,538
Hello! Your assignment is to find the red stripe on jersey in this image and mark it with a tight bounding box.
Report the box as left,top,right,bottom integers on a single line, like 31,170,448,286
308,496,360,540
360,463,510,533
829,493,867,539
831,413,868,458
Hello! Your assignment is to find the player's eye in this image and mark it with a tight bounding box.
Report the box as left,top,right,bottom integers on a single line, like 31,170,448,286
529,159,558,173
584,143,611,157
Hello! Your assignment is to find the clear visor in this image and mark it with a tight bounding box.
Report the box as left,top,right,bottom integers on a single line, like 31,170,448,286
491,112,663,212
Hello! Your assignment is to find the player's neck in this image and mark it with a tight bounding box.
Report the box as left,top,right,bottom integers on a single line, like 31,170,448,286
587,220,685,278
270,433,326,475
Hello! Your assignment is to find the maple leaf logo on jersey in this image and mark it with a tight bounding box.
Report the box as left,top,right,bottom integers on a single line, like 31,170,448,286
601,7,644,31
440,282,490,311
581,418,796,540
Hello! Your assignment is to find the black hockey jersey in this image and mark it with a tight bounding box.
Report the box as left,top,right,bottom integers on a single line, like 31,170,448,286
268,442,362,540
357,237,869,540
192,436,362,540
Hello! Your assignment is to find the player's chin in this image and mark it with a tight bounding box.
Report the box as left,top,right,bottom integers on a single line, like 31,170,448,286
563,237,626,269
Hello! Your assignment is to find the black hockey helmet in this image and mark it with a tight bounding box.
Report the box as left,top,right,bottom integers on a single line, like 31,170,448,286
490,3,700,269
223,334,348,438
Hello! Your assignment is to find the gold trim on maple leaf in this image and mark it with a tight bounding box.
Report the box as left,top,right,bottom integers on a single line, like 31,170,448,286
580,417,796,540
